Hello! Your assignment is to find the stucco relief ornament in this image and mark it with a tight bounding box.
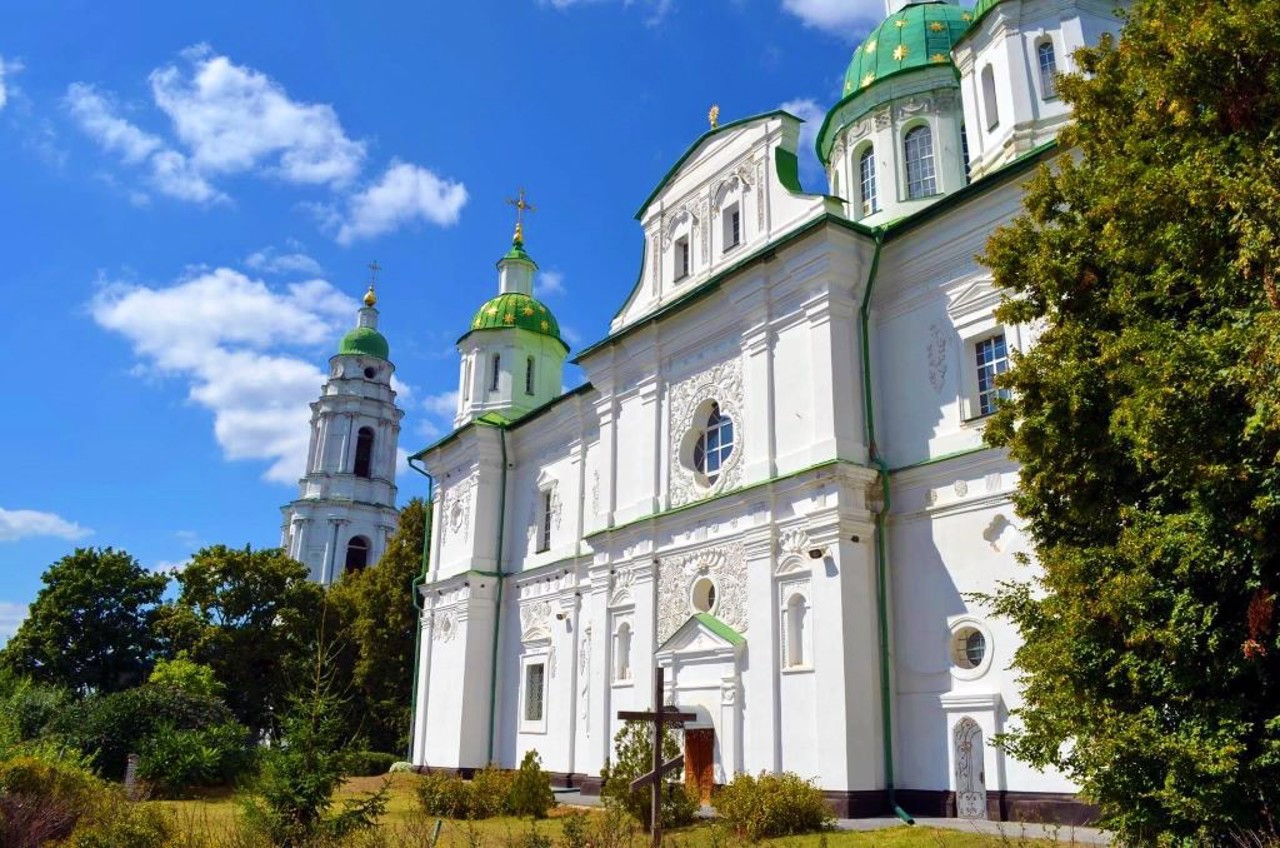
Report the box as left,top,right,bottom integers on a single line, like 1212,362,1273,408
442,476,474,540
699,198,712,262
778,527,811,560
954,479,969,497
609,565,635,607
927,322,949,392
591,470,601,517
873,107,892,130
656,542,748,643
521,600,552,641
755,157,766,229
432,608,457,643
668,357,746,509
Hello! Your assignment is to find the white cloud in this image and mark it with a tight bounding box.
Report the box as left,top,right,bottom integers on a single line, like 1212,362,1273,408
245,245,324,276
779,97,827,187
535,270,566,298
0,602,29,645
91,267,358,484
151,559,191,574
539,0,674,25
0,508,92,542
0,55,24,111
149,45,365,186
65,83,226,204
781,0,884,34
334,160,468,245
561,324,584,346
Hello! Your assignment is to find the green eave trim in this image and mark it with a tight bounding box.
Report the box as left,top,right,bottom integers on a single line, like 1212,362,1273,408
816,66,962,166
407,383,595,461
693,613,745,645
576,213,876,364
634,110,792,220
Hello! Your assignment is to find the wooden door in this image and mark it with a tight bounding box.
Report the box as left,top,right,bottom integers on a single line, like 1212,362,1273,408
684,729,715,804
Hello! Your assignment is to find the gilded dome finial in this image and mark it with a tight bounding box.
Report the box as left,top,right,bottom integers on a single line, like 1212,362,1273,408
709,104,720,129
364,260,381,307
505,187,536,245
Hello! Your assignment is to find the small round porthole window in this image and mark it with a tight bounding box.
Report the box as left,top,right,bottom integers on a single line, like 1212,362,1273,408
691,577,718,613
364,366,378,379
952,627,986,669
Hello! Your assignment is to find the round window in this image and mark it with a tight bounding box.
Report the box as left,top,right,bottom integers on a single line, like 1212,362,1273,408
691,577,717,613
364,366,377,379
951,626,987,670
690,402,735,484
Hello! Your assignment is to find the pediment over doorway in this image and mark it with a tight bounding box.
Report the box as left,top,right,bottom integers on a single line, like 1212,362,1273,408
655,613,745,660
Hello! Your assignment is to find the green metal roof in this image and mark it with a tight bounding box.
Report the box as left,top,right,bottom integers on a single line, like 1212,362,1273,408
338,326,389,360
464,292,564,345
694,613,745,645
817,2,973,164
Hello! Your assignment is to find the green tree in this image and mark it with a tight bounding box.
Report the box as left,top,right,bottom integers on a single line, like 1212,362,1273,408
326,498,427,753
153,545,325,735
601,720,698,831
1,548,167,693
980,0,1280,841
147,652,222,699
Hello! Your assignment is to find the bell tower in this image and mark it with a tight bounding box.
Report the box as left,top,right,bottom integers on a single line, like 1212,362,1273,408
281,266,405,584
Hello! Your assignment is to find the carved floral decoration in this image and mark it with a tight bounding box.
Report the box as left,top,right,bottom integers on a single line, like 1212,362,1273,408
657,542,748,643
668,357,745,508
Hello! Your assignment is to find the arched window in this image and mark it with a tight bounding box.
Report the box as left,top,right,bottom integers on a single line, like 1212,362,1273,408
525,356,535,395
490,353,501,392
786,593,808,667
614,622,632,681
981,65,999,130
693,402,735,483
1037,40,1058,99
344,536,370,573
960,124,971,182
904,126,937,199
462,357,472,402
353,427,374,478
858,147,878,216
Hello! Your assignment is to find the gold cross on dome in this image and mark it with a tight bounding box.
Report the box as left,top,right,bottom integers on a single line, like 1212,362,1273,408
506,188,536,243
368,260,381,283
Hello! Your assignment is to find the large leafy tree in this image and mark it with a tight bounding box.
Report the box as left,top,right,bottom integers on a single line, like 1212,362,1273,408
327,498,427,754
1,547,167,693
153,545,325,735
982,0,1280,841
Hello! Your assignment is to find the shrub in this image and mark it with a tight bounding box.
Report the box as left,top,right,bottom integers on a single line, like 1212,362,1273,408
509,750,555,819
69,795,175,848
136,720,256,796
49,683,236,779
470,765,516,817
0,754,102,848
0,675,70,744
415,770,475,818
341,749,399,777
601,720,698,831
713,771,834,840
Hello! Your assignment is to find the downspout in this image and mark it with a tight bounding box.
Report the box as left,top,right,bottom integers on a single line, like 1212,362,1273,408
486,426,509,764
407,456,435,762
858,228,915,826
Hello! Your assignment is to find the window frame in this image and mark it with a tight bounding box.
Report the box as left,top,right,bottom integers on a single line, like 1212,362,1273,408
1037,38,1058,100
692,402,735,484
974,333,1011,417
519,653,549,733
947,615,994,681
353,426,375,479
611,614,634,686
903,123,938,200
344,535,370,574
525,356,536,396
777,574,814,674
722,203,742,253
674,235,691,281
981,64,1000,130
537,488,553,553
490,353,502,392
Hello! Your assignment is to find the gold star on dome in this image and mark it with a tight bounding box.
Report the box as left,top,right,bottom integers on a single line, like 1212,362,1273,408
861,71,876,88
931,52,949,62
866,38,877,53
522,305,535,316
961,11,972,20
893,44,908,61
540,320,550,332
929,20,945,31
486,306,499,316
894,17,907,27
503,312,515,324
537,303,546,312
844,81,853,94
473,318,482,328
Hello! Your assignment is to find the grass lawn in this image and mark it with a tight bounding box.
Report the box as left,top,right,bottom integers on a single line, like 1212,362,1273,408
150,775,1079,848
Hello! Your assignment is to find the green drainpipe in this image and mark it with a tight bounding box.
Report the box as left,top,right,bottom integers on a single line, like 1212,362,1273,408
407,457,435,762
858,228,915,826
485,426,509,764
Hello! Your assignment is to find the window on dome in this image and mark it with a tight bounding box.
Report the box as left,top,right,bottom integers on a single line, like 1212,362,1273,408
904,126,937,199
693,402,734,483
675,236,691,281
981,65,999,130
722,203,741,252
353,427,374,478
858,146,878,216
462,357,472,402
344,536,369,573
1038,40,1058,99
490,353,501,392
525,356,535,395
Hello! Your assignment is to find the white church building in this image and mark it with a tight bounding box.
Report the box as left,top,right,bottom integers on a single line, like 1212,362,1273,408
405,0,1125,822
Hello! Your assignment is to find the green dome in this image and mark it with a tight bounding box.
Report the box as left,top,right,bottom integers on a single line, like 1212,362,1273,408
338,326,390,360
842,2,974,98
467,292,564,344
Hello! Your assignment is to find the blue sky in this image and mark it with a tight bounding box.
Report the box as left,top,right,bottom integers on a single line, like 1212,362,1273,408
0,0,886,640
